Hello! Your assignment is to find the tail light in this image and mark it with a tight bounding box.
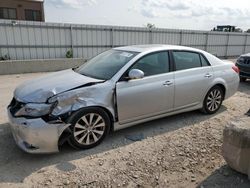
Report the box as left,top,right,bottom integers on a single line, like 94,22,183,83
232,65,239,74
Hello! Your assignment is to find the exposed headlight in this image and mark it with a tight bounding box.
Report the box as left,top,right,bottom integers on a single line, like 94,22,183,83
15,103,54,117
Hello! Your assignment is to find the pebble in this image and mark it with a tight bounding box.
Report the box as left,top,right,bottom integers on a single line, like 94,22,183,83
179,152,184,156
128,162,134,166
132,174,139,179
191,177,196,182
64,180,70,185
99,161,104,166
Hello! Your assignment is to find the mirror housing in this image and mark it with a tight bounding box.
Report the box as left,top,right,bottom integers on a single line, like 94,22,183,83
128,69,144,80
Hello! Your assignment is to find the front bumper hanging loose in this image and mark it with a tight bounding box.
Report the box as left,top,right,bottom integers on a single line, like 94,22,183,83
7,108,70,154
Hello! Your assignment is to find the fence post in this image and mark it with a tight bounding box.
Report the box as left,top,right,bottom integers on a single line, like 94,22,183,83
110,27,114,48
225,33,230,58
149,29,153,44
243,34,248,54
179,31,183,45
205,32,209,51
70,25,74,58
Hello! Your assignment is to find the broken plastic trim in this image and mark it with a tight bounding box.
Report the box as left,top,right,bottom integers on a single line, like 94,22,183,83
23,141,39,150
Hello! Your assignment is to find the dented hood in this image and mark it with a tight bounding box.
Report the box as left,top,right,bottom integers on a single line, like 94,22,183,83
14,69,103,103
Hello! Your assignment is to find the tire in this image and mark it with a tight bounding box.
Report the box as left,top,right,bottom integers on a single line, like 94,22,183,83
67,107,111,149
201,86,224,114
240,77,247,82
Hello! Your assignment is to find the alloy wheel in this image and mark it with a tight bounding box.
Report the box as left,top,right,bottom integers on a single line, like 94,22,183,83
73,113,106,145
206,89,222,112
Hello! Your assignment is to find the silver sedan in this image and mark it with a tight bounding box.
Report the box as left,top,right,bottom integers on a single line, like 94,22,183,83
8,45,239,153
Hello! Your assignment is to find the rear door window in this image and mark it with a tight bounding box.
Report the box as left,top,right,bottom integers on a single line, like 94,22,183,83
173,51,202,71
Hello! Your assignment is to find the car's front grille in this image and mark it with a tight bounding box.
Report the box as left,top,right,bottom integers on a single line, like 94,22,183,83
243,59,250,65
8,98,25,116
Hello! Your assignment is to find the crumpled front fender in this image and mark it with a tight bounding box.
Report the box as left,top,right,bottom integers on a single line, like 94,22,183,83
50,81,115,119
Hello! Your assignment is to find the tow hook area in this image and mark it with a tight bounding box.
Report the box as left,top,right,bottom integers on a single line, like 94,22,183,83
23,141,39,150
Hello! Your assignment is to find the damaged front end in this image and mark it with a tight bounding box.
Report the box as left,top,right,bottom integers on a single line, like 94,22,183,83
7,105,70,153
8,77,115,154
48,81,115,118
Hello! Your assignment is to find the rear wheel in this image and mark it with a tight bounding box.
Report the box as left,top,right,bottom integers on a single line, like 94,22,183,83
201,86,224,114
240,77,247,82
67,107,111,149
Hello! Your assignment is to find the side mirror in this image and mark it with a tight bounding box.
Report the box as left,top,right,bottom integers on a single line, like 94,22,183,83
128,69,144,80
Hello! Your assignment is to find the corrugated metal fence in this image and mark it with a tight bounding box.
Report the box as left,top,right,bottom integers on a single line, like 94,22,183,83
0,19,250,60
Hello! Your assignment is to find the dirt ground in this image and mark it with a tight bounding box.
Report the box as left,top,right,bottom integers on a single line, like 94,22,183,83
0,71,250,188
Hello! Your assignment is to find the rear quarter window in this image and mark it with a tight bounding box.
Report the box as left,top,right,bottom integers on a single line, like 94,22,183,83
203,52,222,65
200,55,210,66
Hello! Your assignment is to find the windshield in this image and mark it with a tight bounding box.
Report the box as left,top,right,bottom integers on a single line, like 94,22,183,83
75,50,138,80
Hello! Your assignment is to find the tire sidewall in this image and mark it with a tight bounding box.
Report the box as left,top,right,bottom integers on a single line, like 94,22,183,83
67,107,111,149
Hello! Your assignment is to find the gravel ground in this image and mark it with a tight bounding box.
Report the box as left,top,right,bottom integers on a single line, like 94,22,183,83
0,70,250,188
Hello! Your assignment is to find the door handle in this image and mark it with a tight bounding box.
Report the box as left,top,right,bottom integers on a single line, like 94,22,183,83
163,81,173,86
204,73,212,78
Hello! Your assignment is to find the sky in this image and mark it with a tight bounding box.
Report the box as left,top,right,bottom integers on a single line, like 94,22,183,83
44,0,250,31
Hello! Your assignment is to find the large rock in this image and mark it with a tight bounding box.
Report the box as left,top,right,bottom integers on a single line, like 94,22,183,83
222,117,250,179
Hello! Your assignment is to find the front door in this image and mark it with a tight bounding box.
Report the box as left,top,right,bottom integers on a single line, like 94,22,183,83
116,51,175,124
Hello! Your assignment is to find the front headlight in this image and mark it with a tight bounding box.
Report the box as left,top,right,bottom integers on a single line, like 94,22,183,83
15,103,53,117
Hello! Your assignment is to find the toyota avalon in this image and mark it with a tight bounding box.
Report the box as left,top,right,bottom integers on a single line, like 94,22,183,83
7,45,239,153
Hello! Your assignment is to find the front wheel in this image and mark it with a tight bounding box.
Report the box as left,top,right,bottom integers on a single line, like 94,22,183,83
201,86,224,114
67,107,111,149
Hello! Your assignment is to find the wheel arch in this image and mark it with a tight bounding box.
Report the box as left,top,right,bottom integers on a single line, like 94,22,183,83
213,83,226,100
58,105,114,147
93,106,115,132
200,83,226,114
204,78,227,102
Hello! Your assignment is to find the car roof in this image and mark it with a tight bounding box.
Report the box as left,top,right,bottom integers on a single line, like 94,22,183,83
114,44,204,53
114,44,224,66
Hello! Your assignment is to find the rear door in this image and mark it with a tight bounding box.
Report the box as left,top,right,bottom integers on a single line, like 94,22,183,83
116,51,175,124
172,51,213,110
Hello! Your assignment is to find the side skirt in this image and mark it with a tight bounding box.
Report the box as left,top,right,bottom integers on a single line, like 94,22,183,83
113,104,202,131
